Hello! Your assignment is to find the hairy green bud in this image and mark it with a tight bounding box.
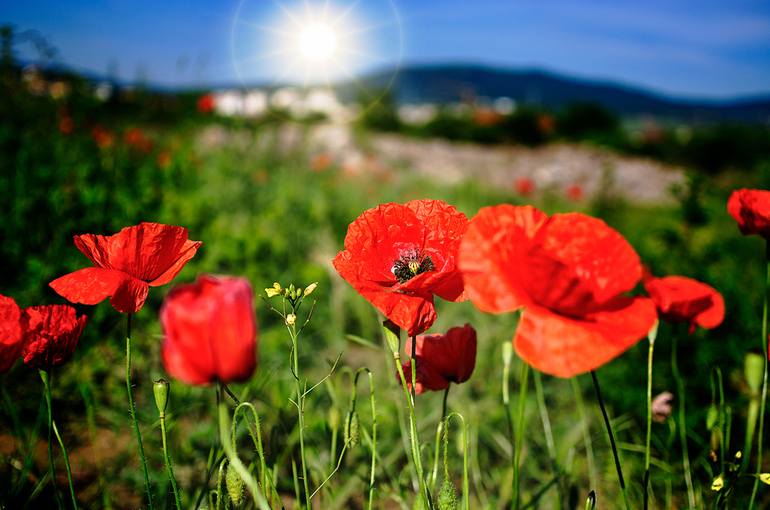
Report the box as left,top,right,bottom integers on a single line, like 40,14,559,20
437,478,458,510
344,410,360,447
226,462,245,507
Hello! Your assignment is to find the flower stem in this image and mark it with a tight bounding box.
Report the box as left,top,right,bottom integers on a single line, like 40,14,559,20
288,322,312,509
158,406,182,508
671,334,696,509
644,326,657,510
513,362,529,510
40,369,64,509
590,370,630,510
393,352,432,508
125,314,154,509
748,241,770,509
411,335,417,404
52,420,77,510
217,384,270,510
431,385,451,490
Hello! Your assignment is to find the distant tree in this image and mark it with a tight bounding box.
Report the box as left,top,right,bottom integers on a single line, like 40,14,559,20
557,102,619,139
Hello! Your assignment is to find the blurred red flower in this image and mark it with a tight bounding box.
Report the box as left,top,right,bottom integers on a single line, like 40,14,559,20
160,275,257,385
514,177,535,196
401,323,477,394
197,94,215,114
728,189,770,239
459,205,656,377
157,150,172,169
566,184,584,202
0,295,24,373
333,200,468,335
91,125,115,149
21,305,87,370
50,222,202,314
58,116,74,135
124,127,153,153
643,273,724,333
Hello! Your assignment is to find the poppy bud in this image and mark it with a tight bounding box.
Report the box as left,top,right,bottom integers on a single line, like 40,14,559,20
344,410,360,447
225,462,245,506
502,341,513,370
382,321,400,354
21,305,87,370
153,379,169,415
745,352,764,396
161,275,258,385
437,478,458,510
585,490,597,510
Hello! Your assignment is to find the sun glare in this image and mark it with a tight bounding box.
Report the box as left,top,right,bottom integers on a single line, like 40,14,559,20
297,22,338,63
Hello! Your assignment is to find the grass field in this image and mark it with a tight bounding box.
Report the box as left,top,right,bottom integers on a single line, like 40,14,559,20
2,79,770,509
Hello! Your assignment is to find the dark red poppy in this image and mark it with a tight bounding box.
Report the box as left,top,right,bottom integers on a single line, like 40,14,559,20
459,205,657,377
21,305,87,370
0,294,24,373
160,275,257,385
91,125,115,149
401,324,477,394
566,184,584,202
124,127,153,153
197,94,215,114
728,189,770,239
643,274,724,333
50,222,202,314
333,200,468,336
514,177,535,196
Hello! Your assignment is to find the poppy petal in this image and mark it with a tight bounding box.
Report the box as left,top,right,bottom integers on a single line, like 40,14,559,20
514,297,657,378
50,267,132,306
459,205,547,313
148,239,203,287
109,277,150,314
0,295,23,373
526,213,642,308
695,289,725,330
361,288,436,336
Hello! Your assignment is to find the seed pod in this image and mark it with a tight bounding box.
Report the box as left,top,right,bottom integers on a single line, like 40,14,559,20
437,478,458,510
226,462,245,507
153,379,169,415
344,410,360,447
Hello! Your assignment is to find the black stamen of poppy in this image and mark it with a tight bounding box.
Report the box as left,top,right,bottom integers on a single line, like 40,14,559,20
392,250,435,283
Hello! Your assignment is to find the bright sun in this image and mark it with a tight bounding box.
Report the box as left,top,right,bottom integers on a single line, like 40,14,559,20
296,22,338,63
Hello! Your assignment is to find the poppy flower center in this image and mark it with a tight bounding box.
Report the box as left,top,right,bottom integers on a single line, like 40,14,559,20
392,249,435,283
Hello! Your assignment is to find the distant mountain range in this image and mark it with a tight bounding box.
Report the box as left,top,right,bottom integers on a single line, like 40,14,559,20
26,59,770,123
353,64,770,124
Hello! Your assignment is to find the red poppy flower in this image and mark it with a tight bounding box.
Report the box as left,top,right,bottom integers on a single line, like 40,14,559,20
21,305,87,370
124,127,153,153
566,184,584,202
333,200,468,336
514,177,535,196
643,274,724,333
197,94,215,114
459,205,657,377
401,323,477,394
728,189,770,239
0,294,24,373
50,222,202,314
160,275,257,385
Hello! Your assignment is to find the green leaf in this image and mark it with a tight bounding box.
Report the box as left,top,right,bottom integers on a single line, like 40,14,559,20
345,334,380,350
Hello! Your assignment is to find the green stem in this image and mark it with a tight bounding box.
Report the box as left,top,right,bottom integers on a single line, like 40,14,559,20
431,385,451,490
672,335,696,509
513,362,530,510
40,369,63,509
288,322,312,509
590,370,630,510
217,385,270,510
393,352,432,508
644,326,657,510
159,409,182,508
52,420,77,510
533,370,563,510
411,334,418,404
748,240,770,509
125,314,154,509
570,377,597,490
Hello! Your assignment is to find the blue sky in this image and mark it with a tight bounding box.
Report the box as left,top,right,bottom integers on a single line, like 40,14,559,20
2,0,769,99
